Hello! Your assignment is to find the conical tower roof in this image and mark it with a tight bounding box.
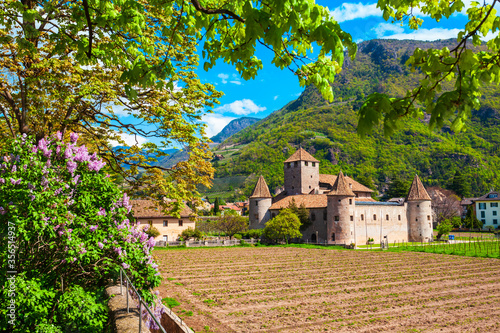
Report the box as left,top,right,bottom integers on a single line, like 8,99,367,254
406,174,431,201
250,176,272,198
284,148,319,163
328,170,355,197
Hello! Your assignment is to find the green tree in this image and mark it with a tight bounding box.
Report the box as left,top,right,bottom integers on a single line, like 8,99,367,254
287,199,311,231
464,207,483,230
216,212,248,239
181,227,203,240
436,219,453,240
385,177,410,199
449,170,471,198
213,197,220,215
263,209,302,244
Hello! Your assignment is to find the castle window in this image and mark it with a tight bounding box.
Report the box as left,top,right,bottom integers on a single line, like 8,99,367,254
312,162,316,167
178,220,183,226
416,218,418,221
386,214,389,220
311,213,316,221
305,161,308,166
287,163,291,168
254,214,258,219
309,185,311,189
323,210,327,220
373,214,377,220
256,201,258,206
427,215,431,220
163,220,168,227
311,234,317,242
361,214,364,221
349,199,352,205
294,161,298,167
331,233,335,241
417,204,420,207
334,216,339,221
398,215,401,221
292,186,294,189
350,215,353,221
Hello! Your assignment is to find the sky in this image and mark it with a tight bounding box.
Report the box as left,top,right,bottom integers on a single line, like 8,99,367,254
115,0,488,145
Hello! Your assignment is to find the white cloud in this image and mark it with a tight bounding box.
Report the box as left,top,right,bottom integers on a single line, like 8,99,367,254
230,80,242,85
214,99,267,115
109,132,148,147
202,114,236,138
274,95,279,100
381,27,462,41
218,73,229,84
374,23,404,38
330,3,381,23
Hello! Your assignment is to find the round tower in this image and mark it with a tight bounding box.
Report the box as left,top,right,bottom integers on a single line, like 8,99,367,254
327,171,355,245
406,175,433,242
249,176,272,229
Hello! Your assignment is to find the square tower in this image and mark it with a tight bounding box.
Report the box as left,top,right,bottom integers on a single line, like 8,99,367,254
283,148,320,195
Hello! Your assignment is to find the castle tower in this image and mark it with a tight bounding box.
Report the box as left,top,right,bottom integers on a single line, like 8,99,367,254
283,148,319,195
406,174,433,242
327,170,355,245
249,176,272,229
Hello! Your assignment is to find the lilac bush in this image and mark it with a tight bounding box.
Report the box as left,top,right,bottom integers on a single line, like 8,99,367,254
0,133,163,332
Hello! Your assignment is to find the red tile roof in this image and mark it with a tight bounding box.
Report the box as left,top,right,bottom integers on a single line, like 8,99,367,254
269,194,376,209
319,174,373,193
250,176,272,198
406,175,431,201
284,148,319,163
327,170,355,197
131,200,193,218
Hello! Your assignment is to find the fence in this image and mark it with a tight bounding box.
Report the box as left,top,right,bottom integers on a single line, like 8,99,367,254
155,238,259,247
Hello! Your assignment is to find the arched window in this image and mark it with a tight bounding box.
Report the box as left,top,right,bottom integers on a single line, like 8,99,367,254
386,214,389,220
373,214,377,220
311,213,316,221
311,234,317,242
331,233,335,241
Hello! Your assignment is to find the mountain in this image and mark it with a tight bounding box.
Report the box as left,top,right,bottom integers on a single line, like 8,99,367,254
210,117,260,143
203,39,500,201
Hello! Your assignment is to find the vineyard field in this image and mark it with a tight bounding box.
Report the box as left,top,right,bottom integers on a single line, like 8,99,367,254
155,247,500,333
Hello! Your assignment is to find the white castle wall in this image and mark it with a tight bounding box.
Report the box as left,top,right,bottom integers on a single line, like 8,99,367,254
353,204,409,245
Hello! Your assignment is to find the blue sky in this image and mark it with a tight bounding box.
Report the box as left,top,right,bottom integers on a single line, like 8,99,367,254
116,0,490,145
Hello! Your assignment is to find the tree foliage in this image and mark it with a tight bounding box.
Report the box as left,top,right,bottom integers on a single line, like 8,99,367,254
216,212,248,239
449,170,472,198
464,206,483,230
287,199,311,231
263,208,302,244
436,219,454,240
181,227,203,240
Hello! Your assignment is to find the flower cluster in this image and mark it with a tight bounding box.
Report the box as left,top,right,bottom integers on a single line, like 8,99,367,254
0,132,163,309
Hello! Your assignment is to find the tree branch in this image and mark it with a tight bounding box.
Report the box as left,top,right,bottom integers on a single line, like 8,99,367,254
190,0,245,23
82,0,93,58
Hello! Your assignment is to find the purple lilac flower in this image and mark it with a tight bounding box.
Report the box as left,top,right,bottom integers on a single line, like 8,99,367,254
11,165,16,172
89,225,98,232
53,225,60,231
97,207,106,216
114,247,122,256
140,233,148,243
23,164,27,170
0,207,5,215
0,178,5,184
64,146,73,159
58,230,64,236
122,263,130,269
74,146,90,162
3,156,9,163
61,259,66,264
79,248,87,254
72,175,80,185
147,237,156,248
10,178,21,185
29,195,35,201
28,183,35,189
31,146,38,154
54,188,62,196
67,160,77,174
103,239,108,243
70,132,79,143
117,223,125,230
56,146,61,156
88,160,106,172
98,242,104,249
151,263,158,270
56,131,63,140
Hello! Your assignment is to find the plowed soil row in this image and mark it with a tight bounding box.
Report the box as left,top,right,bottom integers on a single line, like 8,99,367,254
155,247,500,333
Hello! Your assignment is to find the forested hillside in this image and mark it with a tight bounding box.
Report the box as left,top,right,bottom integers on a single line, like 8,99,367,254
204,39,500,200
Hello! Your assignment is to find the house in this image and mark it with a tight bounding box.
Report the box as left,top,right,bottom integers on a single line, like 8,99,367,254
473,191,500,229
249,148,433,245
131,200,195,242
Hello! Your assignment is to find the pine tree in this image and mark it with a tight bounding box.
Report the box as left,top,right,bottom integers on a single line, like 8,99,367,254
449,170,471,198
213,197,220,215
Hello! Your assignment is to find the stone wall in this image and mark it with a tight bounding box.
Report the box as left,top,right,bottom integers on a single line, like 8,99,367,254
354,204,409,245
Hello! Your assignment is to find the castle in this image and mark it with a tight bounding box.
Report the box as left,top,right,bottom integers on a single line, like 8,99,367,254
249,148,433,245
